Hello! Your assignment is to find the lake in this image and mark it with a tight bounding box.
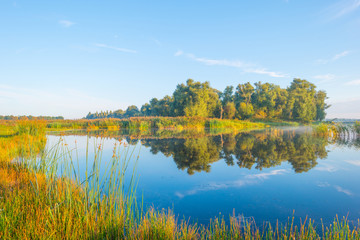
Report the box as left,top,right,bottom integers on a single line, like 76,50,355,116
47,127,360,226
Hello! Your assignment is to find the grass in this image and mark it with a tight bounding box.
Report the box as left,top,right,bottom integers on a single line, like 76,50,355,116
1,120,360,239
313,122,359,139
44,117,267,132
251,119,301,127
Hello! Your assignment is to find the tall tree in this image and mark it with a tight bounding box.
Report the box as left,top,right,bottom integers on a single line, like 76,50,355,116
124,105,140,118
314,90,330,121
286,78,316,122
219,86,234,119
172,79,220,118
235,82,255,119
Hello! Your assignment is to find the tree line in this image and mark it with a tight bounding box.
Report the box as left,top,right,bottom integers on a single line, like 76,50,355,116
0,115,64,120
86,78,330,123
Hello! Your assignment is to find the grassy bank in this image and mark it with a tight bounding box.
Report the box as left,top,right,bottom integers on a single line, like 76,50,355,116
313,121,360,139
1,120,360,239
45,117,267,132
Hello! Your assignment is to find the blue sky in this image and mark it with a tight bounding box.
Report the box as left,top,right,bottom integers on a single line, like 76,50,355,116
0,0,359,119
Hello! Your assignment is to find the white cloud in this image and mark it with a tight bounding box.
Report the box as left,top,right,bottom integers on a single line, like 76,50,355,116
316,51,350,64
317,182,353,196
317,181,331,188
175,51,288,78
333,0,360,18
245,169,288,180
59,20,75,28
314,163,338,172
174,50,183,56
333,51,350,60
345,79,360,86
345,160,360,166
174,169,287,199
313,74,336,83
334,185,353,196
94,43,137,54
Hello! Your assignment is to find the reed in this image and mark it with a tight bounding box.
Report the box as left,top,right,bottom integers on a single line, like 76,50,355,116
313,122,359,140
45,117,267,132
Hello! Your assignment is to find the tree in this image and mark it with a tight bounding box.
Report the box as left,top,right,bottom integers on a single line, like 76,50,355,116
140,103,152,116
314,90,330,121
219,86,234,119
234,82,255,119
172,79,220,118
157,95,173,116
286,79,316,122
223,101,236,119
124,105,140,118
252,82,288,119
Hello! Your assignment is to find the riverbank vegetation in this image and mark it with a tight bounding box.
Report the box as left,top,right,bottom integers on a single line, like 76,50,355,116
314,121,360,139
1,120,360,239
86,78,329,123
45,117,266,132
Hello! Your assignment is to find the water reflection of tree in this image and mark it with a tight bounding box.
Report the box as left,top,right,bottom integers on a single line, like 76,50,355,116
141,137,221,175
141,129,330,174
232,131,328,173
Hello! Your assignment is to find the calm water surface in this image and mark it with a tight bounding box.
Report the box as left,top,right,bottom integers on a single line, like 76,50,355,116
47,127,360,225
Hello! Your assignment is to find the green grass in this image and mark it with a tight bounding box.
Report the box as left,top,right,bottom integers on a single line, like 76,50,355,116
313,122,359,139
44,117,268,132
251,119,301,127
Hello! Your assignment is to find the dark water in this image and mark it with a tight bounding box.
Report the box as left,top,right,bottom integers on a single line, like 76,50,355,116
47,127,360,225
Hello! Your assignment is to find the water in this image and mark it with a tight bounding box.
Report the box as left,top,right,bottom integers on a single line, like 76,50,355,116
47,127,360,225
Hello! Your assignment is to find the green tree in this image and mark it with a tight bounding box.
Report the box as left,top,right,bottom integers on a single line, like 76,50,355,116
314,90,330,121
286,78,316,122
172,79,220,118
219,86,234,119
223,101,236,119
125,105,140,118
252,82,288,119
140,103,152,116
235,82,255,119
157,95,173,116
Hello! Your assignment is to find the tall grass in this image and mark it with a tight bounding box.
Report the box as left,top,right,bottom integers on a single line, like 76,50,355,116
314,122,359,140
45,117,267,132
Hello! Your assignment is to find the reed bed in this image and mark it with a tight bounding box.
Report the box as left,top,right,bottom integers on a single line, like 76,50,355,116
1,120,360,239
45,117,266,132
313,122,359,141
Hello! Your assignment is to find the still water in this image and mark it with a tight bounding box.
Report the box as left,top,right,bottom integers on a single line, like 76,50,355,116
47,127,360,225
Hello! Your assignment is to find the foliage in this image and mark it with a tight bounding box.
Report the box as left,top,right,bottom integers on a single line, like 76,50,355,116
85,78,329,123
172,79,220,118
0,115,63,120
314,122,360,139
45,117,266,132
286,79,317,122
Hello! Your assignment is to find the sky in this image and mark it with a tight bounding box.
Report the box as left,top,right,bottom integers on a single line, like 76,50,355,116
0,0,359,119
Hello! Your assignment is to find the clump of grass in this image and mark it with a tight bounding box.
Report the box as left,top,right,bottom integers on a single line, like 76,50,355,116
205,119,265,130
313,122,359,140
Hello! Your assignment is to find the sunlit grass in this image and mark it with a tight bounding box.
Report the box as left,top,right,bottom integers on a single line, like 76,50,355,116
45,117,267,132
313,122,359,140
